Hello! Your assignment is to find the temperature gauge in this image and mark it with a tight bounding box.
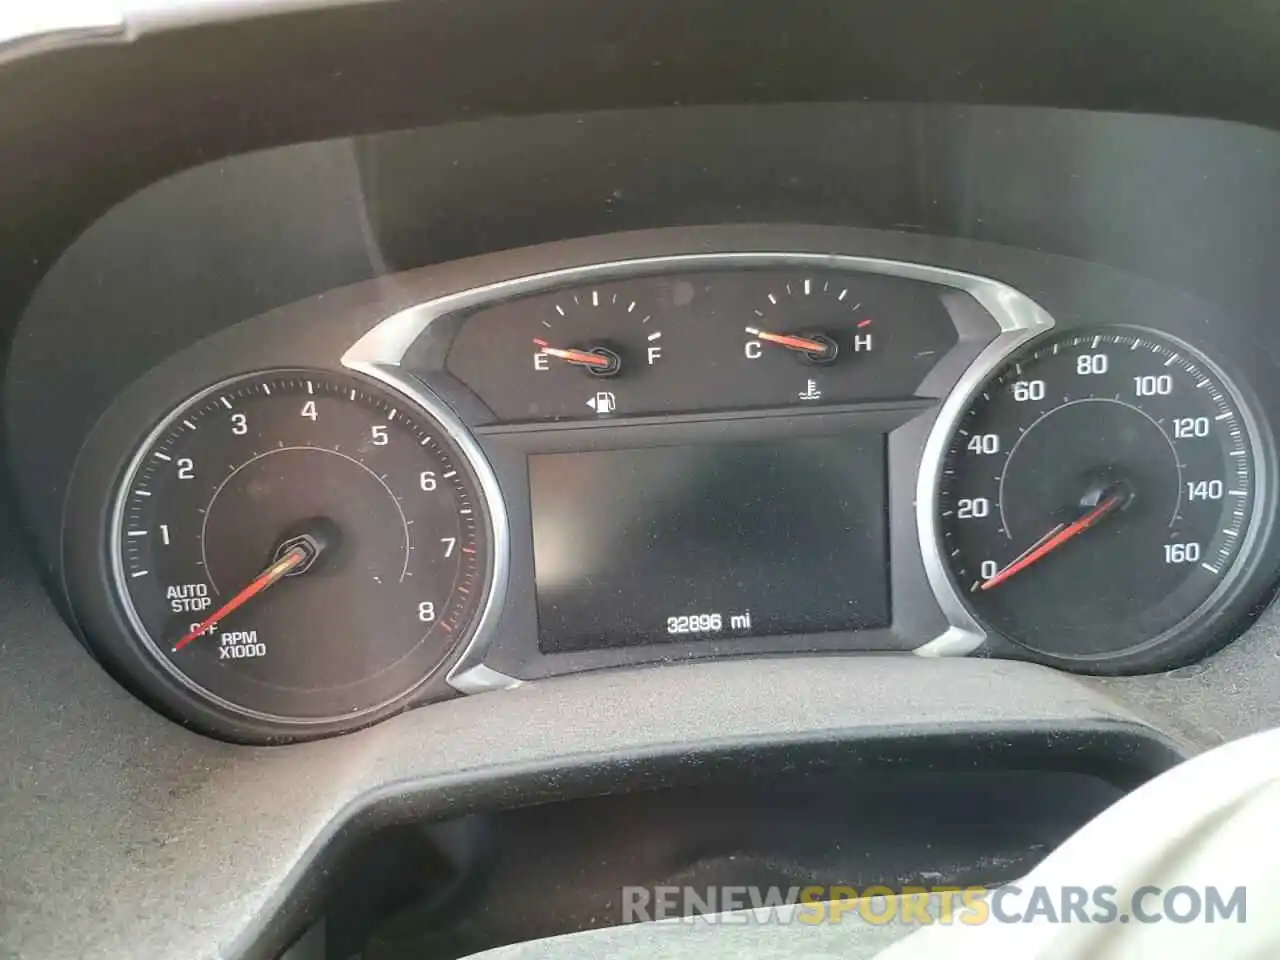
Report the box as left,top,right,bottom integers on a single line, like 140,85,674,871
742,276,881,404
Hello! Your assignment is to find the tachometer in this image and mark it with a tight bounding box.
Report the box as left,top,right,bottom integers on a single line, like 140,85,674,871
110,369,500,726
932,327,1266,669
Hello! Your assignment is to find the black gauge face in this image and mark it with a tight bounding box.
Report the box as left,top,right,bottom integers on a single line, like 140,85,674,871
112,370,495,723
445,268,957,421
937,328,1261,664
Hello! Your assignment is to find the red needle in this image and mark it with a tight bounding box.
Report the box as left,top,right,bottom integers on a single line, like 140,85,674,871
173,545,309,651
744,327,832,355
533,339,613,369
979,494,1125,592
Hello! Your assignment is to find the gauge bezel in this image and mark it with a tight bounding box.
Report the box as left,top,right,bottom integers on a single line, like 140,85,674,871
918,324,1275,673
104,366,510,735
342,248,1057,688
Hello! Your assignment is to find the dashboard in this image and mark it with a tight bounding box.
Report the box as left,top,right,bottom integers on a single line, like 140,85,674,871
37,228,1279,741
10,4,1280,957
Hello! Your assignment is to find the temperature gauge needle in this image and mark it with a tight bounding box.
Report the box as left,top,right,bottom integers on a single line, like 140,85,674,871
978,492,1126,592
745,327,836,360
533,339,616,370
173,544,310,651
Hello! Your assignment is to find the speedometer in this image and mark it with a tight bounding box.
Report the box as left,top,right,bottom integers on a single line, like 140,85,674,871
933,327,1266,670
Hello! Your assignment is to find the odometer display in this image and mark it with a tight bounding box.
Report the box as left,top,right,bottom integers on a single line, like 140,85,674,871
112,370,496,724
936,328,1260,665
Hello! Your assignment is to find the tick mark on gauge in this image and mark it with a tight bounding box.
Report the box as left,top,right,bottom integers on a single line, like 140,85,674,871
541,320,552,329
647,331,662,341
627,301,636,313
443,471,457,478
220,397,233,409
262,385,271,395
555,305,566,317
131,569,149,578
838,289,848,301
183,419,197,430
858,318,873,329
154,451,171,461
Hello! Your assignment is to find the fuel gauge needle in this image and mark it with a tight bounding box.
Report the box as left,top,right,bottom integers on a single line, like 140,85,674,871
533,339,615,370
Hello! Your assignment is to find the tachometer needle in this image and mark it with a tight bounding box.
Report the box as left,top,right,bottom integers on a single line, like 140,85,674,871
978,492,1126,592
533,338,615,369
744,326,833,357
173,544,310,651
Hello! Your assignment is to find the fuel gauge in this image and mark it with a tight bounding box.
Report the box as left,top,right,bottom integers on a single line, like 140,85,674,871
447,282,668,420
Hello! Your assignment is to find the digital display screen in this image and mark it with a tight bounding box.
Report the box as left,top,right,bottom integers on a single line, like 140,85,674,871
529,436,890,652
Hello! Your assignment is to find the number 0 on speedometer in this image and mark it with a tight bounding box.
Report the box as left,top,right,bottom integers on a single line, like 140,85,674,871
936,327,1265,669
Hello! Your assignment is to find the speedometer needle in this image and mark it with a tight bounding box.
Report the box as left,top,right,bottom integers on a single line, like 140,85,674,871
978,491,1126,592
172,544,310,651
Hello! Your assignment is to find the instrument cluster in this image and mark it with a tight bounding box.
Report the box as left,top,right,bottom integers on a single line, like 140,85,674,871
53,233,1279,742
